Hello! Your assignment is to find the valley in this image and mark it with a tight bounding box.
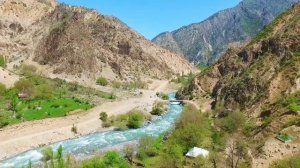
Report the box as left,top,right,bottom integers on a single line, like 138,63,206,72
0,0,299,168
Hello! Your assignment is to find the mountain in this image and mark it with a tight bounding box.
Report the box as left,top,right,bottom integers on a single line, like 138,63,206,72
0,0,196,84
152,0,299,65
178,3,300,167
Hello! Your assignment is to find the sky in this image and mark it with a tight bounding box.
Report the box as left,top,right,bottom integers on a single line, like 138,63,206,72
58,0,241,40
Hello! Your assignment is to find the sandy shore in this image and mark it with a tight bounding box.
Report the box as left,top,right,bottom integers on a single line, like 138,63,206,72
0,80,170,160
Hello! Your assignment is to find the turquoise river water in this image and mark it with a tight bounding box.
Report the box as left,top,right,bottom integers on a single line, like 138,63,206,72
0,93,183,168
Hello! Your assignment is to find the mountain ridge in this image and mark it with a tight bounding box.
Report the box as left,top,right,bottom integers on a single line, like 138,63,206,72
153,0,299,65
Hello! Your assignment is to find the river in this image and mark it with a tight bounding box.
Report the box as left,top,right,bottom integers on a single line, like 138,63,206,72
0,93,183,168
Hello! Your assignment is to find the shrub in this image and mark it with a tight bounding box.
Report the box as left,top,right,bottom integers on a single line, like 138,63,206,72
151,102,165,116
71,124,78,134
100,112,108,122
157,93,169,100
34,83,53,100
137,136,157,159
81,151,131,168
0,83,6,95
20,64,37,76
0,55,6,67
96,77,109,86
127,112,145,129
14,79,35,96
109,92,116,99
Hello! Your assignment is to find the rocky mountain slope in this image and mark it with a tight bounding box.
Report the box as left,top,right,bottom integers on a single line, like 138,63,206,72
0,0,196,84
153,0,299,65
178,3,300,167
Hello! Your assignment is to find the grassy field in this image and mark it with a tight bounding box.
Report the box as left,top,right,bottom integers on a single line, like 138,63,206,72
18,98,93,121
0,71,115,127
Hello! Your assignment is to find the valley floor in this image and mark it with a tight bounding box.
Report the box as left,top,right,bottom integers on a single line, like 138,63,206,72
0,80,170,160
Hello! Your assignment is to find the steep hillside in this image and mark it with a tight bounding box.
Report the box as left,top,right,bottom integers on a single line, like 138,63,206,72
178,3,300,167
0,0,195,84
153,0,299,65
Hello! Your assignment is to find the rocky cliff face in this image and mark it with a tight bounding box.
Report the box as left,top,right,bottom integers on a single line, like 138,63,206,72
153,0,299,65
0,0,196,83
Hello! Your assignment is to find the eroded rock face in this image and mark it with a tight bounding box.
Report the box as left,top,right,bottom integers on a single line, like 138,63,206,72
0,0,196,83
152,0,299,65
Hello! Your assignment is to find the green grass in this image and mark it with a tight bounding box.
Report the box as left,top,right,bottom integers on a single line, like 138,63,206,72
18,98,92,121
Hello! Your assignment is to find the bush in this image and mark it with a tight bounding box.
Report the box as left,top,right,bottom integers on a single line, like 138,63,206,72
100,112,108,122
157,93,169,100
14,79,35,96
34,83,53,100
96,77,109,86
71,124,78,134
137,136,158,160
20,64,37,76
0,83,6,95
0,55,6,67
81,151,131,168
127,112,145,129
151,102,165,116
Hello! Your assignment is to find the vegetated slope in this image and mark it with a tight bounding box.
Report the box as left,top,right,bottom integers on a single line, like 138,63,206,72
153,0,299,65
0,0,195,84
178,3,300,166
